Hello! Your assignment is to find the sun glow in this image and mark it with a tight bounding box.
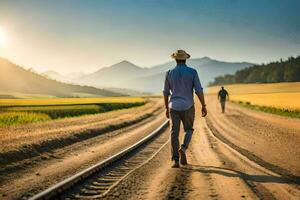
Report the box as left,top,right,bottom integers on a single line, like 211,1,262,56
0,26,8,47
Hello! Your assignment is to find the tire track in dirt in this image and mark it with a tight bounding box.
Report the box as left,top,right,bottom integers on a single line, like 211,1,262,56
203,125,275,199
206,95,300,178
203,116,300,199
206,116,300,184
189,117,259,200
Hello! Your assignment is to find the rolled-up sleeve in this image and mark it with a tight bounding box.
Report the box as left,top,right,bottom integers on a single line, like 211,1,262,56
193,70,203,93
163,71,171,96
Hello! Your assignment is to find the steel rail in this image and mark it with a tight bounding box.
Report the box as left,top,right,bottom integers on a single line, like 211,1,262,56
30,120,169,200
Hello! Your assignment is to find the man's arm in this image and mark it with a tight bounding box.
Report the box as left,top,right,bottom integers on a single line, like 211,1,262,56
226,91,229,101
164,95,170,118
196,92,207,117
163,71,170,118
193,71,207,117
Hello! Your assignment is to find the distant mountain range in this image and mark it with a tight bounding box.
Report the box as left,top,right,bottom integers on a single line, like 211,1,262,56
117,58,254,93
44,57,253,93
41,70,86,83
76,61,145,88
0,58,123,98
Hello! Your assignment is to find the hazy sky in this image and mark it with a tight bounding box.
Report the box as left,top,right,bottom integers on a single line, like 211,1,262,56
0,0,299,74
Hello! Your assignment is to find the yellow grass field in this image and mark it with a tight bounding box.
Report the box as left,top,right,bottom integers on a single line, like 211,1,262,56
230,93,300,111
0,97,145,106
207,82,300,111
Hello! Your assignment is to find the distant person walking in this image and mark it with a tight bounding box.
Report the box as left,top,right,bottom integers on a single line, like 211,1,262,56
218,86,229,113
163,50,207,168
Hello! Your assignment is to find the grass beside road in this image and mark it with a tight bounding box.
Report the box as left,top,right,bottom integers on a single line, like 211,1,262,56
0,97,146,126
0,112,51,126
230,92,300,111
234,101,300,119
0,96,145,106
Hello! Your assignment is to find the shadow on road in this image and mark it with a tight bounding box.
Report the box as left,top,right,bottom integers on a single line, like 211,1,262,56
182,165,298,185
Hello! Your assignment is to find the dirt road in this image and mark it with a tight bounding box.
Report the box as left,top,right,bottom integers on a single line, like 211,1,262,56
207,95,300,178
101,96,300,200
1,96,300,199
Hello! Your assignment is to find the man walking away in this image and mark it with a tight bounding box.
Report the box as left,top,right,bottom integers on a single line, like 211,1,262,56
218,86,229,113
163,50,207,168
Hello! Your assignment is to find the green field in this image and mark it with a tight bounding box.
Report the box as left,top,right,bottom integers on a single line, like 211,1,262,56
0,97,146,126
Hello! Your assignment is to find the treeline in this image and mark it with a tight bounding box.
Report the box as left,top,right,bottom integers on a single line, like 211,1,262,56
209,56,300,85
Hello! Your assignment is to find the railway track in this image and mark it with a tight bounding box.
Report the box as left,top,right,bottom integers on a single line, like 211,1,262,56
30,120,169,200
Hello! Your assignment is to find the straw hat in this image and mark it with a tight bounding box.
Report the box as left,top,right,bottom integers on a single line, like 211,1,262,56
171,50,191,60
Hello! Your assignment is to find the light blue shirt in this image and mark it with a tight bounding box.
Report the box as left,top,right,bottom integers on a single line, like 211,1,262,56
163,64,203,111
